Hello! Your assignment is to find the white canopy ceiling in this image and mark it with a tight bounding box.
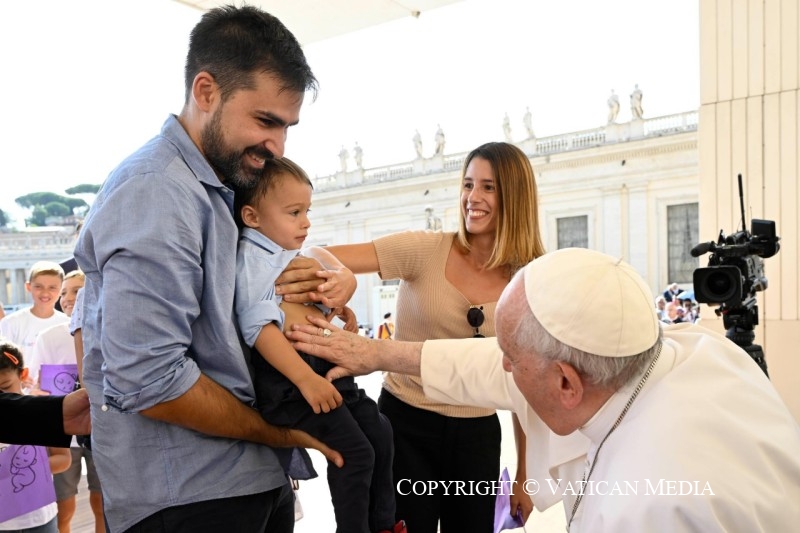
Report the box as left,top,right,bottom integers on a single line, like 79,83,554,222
172,0,461,44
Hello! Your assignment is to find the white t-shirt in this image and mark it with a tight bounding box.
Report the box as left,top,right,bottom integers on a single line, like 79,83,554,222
0,308,68,357
28,322,81,448
28,323,76,385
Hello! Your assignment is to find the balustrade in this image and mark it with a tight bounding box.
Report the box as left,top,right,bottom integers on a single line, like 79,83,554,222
311,110,698,192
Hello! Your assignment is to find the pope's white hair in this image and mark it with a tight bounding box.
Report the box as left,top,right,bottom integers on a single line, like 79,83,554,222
509,293,661,390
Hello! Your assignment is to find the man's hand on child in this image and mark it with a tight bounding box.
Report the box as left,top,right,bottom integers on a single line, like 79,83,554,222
275,256,326,302
275,257,356,309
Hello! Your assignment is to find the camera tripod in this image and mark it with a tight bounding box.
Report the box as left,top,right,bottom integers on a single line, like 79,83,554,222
718,301,768,377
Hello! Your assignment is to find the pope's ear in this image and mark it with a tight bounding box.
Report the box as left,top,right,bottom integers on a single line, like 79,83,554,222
555,361,584,410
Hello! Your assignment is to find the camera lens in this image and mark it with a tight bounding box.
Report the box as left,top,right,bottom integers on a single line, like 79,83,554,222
707,271,733,297
693,265,741,306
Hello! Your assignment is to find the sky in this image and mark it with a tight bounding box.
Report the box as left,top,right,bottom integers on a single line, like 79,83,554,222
0,0,699,228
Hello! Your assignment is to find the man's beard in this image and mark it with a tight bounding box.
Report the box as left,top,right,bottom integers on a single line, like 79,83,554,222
200,107,273,189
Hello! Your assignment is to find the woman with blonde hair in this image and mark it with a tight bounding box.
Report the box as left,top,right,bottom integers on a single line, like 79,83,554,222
314,142,545,532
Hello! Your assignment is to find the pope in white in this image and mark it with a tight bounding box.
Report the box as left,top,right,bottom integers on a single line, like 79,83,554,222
288,247,800,532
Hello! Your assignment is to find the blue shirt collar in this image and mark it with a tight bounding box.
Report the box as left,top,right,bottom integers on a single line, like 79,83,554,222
241,227,295,255
161,115,236,212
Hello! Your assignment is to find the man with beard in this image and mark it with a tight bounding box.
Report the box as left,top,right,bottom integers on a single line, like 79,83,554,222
74,6,353,532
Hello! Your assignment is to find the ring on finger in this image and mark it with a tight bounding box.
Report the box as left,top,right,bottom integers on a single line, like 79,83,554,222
322,328,332,338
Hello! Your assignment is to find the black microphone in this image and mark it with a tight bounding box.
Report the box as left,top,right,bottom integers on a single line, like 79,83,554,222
691,241,715,257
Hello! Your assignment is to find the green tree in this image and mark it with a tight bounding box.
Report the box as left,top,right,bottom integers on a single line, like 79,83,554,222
15,185,98,227
15,192,87,212
44,201,72,217
29,205,48,227
65,183,101,195
0,208,7,228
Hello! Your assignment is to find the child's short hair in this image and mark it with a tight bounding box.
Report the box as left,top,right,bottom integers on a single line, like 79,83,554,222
64,269,85,283
0,340,25,373
234,157,313,229
28,261,65,282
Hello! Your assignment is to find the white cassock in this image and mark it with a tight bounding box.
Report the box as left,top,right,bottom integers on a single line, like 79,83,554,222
420,323,800,532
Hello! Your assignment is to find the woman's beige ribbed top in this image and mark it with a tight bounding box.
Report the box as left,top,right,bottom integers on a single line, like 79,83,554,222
373,230,497,418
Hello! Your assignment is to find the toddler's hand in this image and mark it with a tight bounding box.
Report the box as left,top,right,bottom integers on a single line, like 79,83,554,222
297,373,343,414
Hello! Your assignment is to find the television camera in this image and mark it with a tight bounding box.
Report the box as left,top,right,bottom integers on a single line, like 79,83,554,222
690,174,780,377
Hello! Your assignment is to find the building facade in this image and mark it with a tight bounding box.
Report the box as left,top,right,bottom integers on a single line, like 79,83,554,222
305,111,699,331
700,0,800,419
1,112,699,316
0,227,74,308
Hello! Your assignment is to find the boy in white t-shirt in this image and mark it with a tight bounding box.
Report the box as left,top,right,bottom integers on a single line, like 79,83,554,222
0,262,68,390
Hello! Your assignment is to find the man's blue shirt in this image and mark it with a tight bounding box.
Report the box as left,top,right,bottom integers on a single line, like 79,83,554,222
74,115,285,532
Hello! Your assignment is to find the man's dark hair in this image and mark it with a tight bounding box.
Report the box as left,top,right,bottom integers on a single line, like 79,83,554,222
184,5,318,103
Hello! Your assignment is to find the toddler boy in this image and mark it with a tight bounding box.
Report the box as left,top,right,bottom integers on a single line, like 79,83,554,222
234,158,402,533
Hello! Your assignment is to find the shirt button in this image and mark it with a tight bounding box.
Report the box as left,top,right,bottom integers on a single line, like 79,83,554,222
101,404,109,412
